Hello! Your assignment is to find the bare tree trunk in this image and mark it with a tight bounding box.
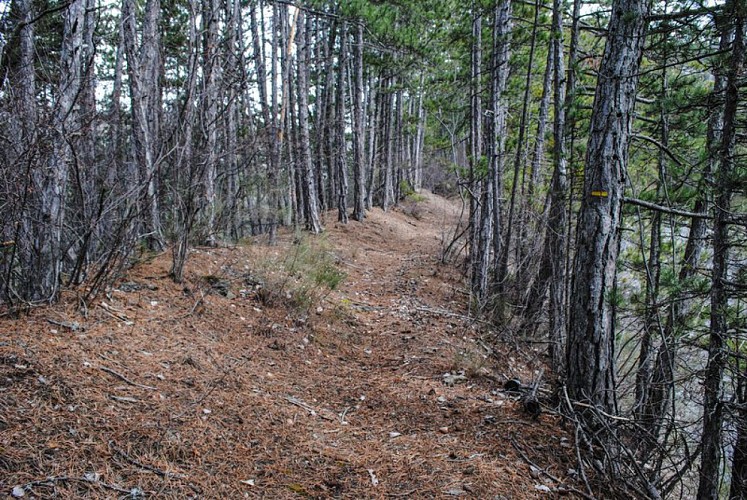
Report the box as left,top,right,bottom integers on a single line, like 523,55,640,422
381,77,395,212
351,22,366,221
200,0,221,246
67,0,98,286
489,0,512,300
169,0,199,283
699,3,745,496
501,0,538,291
336,23,349,224
640,1,723,459
468,5,482,278
122,0,165,251
250,2,277,241
519,0,568,373
634,60,669,424
225,0,242,240
567,0,650,412
365,73,378,210
296,9,322,234
33,0,85,301
413,75,426,190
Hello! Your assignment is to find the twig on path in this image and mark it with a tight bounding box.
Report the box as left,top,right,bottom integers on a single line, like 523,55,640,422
14,475,138,496
100,366,157,390
109,395,139,403
98,301,133,324
47,318,83,331
284,395,336,421
110,442,202,494
415,305,489,325
111,442,187,479
511,437,595,500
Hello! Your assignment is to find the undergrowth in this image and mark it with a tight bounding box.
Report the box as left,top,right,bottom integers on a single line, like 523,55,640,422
253,234,345,314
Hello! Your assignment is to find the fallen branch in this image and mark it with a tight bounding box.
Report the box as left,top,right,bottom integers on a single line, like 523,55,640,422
109,395,139,403
47,318,83,331
98,301,133,324
511,437,595,500
100,366,157,391
110,442,202,494
14,475,138,496
284,395,335,421
415,305,493,327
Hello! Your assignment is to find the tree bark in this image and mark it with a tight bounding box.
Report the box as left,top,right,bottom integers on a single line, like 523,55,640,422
31,0,85,301
336,23,349,224
351,22,366,221
122,0,165,251
567,0,651,411
296,9,322,234
489,0,512,300
699,2,745,496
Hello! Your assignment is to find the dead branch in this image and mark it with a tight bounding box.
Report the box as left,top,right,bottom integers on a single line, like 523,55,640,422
100,366,157,390
110,442,202,494
15,475,137,496
510,437,595,500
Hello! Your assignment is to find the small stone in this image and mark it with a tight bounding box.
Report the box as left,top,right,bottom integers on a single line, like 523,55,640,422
11,486,25,497
529,465,541,479
439,426,449,434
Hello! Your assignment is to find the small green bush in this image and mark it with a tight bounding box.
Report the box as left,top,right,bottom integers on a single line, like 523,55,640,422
253,234,346,314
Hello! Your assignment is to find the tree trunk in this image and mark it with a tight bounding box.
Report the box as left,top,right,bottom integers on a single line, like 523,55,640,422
200,0,221,246
122,0,165,252
336,23,349,224
169,0,199,283
567,0,650,412
489,0,512,301
699,3,745,497
501,0,538,292
351,22,366,221
31,0,85,301
296,9,322,234
468,6,482,280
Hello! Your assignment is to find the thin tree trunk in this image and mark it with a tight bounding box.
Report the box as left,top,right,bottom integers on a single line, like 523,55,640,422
501,0,539,291
336,23,349,224
490,0,512,300
296,9,322,234
123,0,165,251
351,22,366,221
170,0,199,283
33,0,85,301
201,0,220,246
699,3,745,496
469,5,482,277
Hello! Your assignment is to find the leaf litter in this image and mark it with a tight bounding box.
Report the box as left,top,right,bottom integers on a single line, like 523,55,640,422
1,192,583,498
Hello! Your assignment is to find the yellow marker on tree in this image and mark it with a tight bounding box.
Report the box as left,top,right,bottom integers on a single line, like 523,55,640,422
591,190,609,197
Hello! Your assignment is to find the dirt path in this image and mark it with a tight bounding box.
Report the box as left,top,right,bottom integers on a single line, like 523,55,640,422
1,193,580,498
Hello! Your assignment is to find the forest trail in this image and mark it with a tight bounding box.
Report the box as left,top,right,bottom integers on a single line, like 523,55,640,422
1,192,580,498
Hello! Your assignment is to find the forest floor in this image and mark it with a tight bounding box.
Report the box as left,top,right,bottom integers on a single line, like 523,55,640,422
1,192,587,499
